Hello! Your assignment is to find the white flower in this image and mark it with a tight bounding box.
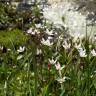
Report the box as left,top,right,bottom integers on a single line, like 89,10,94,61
0,46,3,50
41,38,53,46
7,48,11,51
62,41,71,50
55,62,65,71
55,62,61,70
91,12,95,15
47,36,53,40
56,76,70,83
91,49,96,56
94,70,96,73
34,29,40,34
95,35,96,40
17,46,25,53
27,28,32,34
58,35,63,40
57,77,66,83
35,24,42,28
71,32,84,43
74,43,81,49
36,48,42,55
49,58,57,65
45,29,54,35
11,2,19,7
27,28,35,35
78,48,87,57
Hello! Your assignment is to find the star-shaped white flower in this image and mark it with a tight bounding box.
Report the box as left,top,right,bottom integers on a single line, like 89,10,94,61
62,41,71,50
41,38,53,46
17,46,25,53
55,62,61,70
91,49,96,56
56,77,66,83
49,58,57,65
78,48,87,57
36,48,42,55
56,76,70,83
45,29,54,35
55,62,65,71
74,43,81,49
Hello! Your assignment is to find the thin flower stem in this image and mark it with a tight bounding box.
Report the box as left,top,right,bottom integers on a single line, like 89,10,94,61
58,70,63,90
34,62,38,96
34,51,38,96
85,19,90,96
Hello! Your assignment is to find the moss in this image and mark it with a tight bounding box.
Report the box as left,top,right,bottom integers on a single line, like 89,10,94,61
0,29,28,48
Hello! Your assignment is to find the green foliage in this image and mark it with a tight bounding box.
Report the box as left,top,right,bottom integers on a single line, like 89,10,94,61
0,1,96,96
0,29,28,48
